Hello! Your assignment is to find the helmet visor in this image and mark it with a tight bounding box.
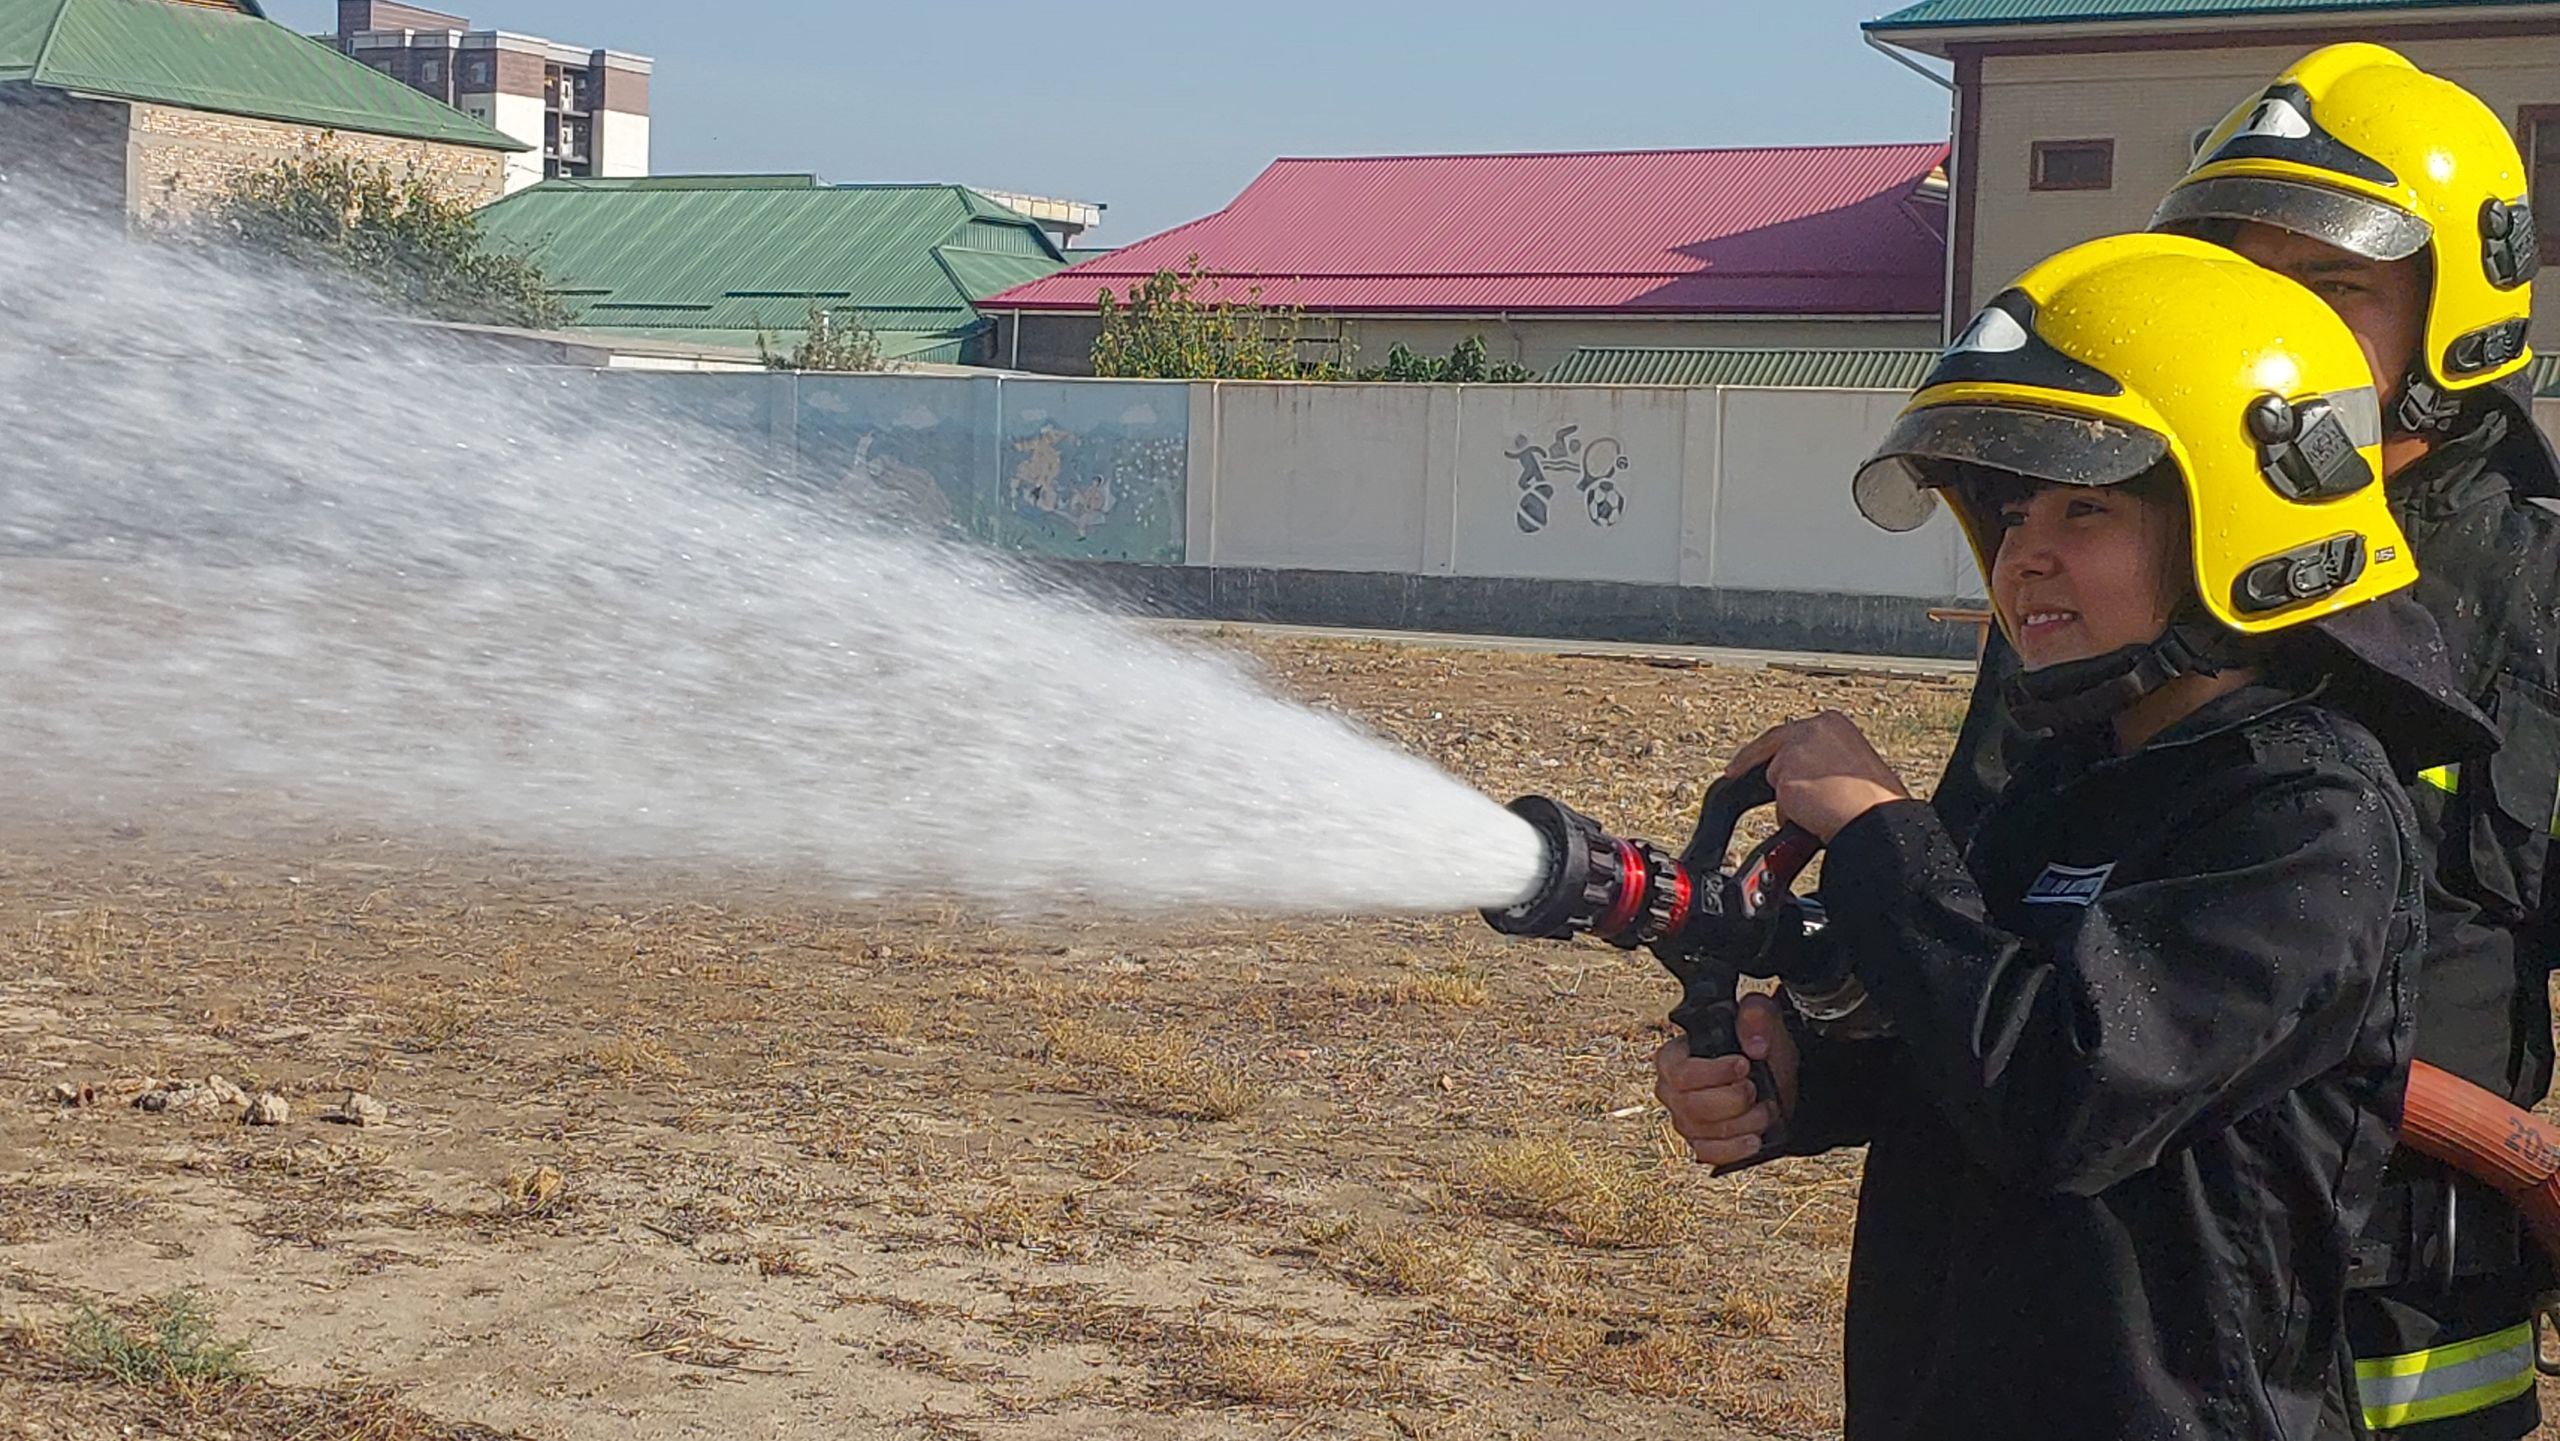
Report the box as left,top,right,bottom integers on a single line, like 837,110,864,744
2152,174,2431,262
1853,403,2171,532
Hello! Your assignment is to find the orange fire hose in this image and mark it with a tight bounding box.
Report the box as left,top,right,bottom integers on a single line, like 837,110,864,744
2400,1059,2560,1261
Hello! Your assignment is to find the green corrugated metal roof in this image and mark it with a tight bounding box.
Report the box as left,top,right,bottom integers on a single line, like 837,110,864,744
1,0,516,149
1545,346,1939,388
938,246,1073,302
475,177,1069,355
1869,0,2550,30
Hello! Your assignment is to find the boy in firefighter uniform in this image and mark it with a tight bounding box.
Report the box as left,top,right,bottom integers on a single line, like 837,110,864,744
1663,233,2488,1438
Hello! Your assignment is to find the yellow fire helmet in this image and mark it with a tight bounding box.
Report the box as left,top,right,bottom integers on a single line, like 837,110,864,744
2153,42,2536,418
1854,232,2413,641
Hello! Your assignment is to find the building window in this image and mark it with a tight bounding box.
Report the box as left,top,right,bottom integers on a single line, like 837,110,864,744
2031,139,2114,192
420,57,442,84
462,55,491,89
2522,108,2560,266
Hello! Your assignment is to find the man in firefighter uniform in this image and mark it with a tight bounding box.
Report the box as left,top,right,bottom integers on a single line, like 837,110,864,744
1937,43,2560,1436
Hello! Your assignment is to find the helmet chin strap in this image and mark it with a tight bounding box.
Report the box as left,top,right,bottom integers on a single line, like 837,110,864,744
2004,614,2243,735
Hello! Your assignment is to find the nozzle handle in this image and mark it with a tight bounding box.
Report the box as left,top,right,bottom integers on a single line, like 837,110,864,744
1670,971,1790,1176
1684,766,1822,921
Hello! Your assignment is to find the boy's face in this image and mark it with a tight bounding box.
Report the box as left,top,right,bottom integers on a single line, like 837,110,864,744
2223,221,2427,404
1988,483,2186,671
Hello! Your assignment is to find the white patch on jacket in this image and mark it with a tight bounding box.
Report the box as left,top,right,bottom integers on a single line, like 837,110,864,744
2023,861,2116,907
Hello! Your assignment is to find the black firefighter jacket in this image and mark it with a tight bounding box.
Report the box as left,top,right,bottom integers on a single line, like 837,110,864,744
1787,682,2426,1441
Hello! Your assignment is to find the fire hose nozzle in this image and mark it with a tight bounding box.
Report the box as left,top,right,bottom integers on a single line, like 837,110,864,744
1480,768,1832,1173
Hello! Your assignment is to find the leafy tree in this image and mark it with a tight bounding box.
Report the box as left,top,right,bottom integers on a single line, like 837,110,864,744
760,303,886,372
1091,257,1335,379
1354,333,1534,383
191,148,565,329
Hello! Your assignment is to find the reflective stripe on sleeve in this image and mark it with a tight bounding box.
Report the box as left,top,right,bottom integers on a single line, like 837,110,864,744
2356,1322,2536,1430
2417,763,2460,794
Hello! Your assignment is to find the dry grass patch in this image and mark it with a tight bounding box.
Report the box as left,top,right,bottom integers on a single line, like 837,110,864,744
1072,1125,1163,1180
875,1339,1017,1386
1336,1221,1476,1296
1323,965,1493,1011
750,1243,817,1278
853,1001,917,1039
629,1306,787,1375
1038,1016,1256,1121
497,1163,570,1219
578,1034,691,1080
940,1181,1088,1258
0,1181,153,1245
1450,1133,1690,1248
1189,1330,1356,1408
1400,965,1492,1008
387,994,481,1053
0,1295,523,1440
1525,1320,1713,1399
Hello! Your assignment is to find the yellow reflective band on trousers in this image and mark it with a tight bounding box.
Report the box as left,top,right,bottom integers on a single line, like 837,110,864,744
2418,763,2460,794
2356,1322,2536,1430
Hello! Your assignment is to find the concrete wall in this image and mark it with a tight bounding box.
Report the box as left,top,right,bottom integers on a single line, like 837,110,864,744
1208,384,1441,572
537,371,1993,654
124,102,508,221
1967,36,2560,345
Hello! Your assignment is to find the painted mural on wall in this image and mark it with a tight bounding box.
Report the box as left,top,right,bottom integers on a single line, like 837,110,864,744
997,381,1187,563
1455,389,1687,585
792,375,995,537
1506,425,1632,533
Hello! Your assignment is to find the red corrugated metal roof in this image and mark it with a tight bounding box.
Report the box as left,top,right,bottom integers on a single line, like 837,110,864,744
983,143,1950,316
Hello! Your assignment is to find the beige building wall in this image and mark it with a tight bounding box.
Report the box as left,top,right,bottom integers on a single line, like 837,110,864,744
124,102,507,222
1967,37,2560,344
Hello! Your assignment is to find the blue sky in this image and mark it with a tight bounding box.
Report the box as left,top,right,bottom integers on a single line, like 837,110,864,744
265,1,1954,241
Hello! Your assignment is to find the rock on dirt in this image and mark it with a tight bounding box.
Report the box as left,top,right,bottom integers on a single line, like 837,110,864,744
243,1092,290,1127
332,1092,388,1128
204,1074,247,1108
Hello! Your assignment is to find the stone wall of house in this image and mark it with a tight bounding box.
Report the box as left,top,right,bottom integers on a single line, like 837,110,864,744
126,102,507,222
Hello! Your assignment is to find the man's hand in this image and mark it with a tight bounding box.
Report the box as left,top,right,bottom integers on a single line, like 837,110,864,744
1655,993,1799,1166
1722,710,1910,842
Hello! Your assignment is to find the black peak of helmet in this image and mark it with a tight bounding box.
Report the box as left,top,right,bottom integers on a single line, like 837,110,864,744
1923,289,2124,398
2202,82,2398,188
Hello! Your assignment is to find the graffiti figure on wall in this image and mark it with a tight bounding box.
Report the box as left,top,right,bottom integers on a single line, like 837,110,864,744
1505,426,1630,533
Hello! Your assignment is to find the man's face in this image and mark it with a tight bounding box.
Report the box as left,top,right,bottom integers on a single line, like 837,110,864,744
2222,221,2428,401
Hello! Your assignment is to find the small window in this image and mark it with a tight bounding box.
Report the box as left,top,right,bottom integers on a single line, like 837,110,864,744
462,55,491,89
420,57,442,84
2031,139,2114,192
2523,109,2560,265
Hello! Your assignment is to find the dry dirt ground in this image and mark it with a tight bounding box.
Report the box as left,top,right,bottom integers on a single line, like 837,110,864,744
3,631,2553,1440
